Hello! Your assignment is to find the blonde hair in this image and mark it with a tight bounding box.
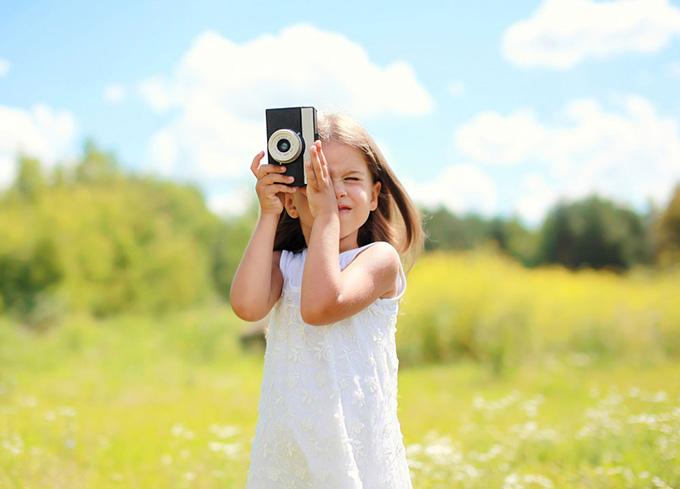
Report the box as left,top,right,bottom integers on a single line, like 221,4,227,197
274,112,424,270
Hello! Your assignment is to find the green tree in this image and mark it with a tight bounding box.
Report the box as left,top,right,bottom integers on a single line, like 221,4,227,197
0,236,63,316
13,155,46,201
0,141,231,319
656,184,680,264
422,207,493,251
537,195,651,270
495,216,542,266
212,200,258,300
75,139,123,184
421,207,541,265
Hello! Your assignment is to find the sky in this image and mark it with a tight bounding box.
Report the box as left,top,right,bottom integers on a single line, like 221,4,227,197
1,0,680,228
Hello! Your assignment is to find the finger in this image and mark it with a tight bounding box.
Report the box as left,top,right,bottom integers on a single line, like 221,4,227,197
266,184,297,194
306,150,318,189
315,141,330,183
277,187,297,203
318,141,331,181
312,144,326,185
257,163,288,180
260,173,295,185
250,151,265,177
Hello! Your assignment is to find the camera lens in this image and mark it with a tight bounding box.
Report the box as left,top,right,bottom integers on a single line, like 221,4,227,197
268,129,303,164
277,139,291,152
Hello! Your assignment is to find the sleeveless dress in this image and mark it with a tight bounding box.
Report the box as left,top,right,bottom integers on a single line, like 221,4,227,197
245,242,413,489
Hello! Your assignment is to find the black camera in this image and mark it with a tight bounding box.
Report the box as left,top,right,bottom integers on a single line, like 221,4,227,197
265,106,318,186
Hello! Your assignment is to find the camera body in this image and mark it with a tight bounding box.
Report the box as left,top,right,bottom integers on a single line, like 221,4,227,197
265,106,318,187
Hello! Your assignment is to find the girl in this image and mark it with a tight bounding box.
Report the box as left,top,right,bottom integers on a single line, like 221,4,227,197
231,113,423,488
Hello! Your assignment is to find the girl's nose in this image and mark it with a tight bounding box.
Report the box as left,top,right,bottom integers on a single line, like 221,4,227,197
334,181,347,199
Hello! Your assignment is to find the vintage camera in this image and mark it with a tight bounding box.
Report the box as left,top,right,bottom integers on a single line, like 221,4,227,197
265,106,318,186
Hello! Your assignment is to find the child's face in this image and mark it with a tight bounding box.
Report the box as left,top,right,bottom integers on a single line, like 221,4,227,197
284,141,381,252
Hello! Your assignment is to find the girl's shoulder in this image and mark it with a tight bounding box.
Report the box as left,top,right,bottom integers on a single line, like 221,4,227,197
279,241,399,269
343,241,405,300
341,241,400,266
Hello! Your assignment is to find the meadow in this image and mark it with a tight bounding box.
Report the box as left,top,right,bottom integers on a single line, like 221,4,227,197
1,251,679,488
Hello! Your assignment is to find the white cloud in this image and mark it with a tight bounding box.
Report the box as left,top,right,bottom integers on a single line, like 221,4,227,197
454,95,680,222
138,76,173,112
405,164,498,216
0,58,9,78
0,104,78,189
503,0,680,69
138,24,434,184
455,109,547,165
103,84,126,104
148,109,262,182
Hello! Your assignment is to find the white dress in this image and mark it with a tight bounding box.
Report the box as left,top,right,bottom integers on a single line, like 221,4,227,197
245,242,413,489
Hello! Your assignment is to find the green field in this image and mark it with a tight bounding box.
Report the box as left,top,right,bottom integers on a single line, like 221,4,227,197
2,251,679,488
1,306,678,488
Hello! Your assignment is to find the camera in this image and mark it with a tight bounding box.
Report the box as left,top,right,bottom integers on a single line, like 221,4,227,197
265,106,318,186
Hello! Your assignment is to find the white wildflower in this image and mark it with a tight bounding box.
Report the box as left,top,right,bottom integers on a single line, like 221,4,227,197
170,423,194,440
209,424,240,439
503,472,553,488
652,476,673,489
2,434,24,455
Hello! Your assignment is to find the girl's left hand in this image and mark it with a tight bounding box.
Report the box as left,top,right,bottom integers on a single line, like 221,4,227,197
304,141,338,219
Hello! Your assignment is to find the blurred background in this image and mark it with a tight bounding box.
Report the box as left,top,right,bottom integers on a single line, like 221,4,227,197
1,1,679,487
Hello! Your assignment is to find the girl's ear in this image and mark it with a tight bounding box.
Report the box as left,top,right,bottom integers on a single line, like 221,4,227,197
283,192,299,219
369,181,381,211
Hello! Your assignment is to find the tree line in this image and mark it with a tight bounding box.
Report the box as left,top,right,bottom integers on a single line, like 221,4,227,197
1,142,678,326
422,192,674,271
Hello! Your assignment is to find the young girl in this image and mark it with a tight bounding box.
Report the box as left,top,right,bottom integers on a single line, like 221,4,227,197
231,113,423,488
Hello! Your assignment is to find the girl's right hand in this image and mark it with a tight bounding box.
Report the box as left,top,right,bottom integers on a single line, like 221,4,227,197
250,151,297,215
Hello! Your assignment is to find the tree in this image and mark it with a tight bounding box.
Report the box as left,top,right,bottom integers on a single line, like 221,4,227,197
0,140,231,319
655,184,680,264
0,236,63,316
537,195,651,270
422,207,494,251
74,139,122,184
212,200,259,301
13,156,46,201
421,207,541,265
497,216,542,267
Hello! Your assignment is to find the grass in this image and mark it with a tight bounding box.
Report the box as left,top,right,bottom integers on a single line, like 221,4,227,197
1,303,679,488
2,248,680,488
398,250,680,371
400,361,680,488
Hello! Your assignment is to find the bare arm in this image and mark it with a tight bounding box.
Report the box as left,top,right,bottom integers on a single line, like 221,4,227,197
229,151,296,322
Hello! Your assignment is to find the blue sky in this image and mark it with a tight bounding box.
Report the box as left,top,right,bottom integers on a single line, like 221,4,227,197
1,0,680,227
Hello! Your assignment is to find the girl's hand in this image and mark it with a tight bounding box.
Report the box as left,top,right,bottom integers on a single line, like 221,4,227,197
305,141,338,219
250,151,297,216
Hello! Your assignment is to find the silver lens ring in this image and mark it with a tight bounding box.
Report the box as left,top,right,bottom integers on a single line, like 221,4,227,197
268,129,303,164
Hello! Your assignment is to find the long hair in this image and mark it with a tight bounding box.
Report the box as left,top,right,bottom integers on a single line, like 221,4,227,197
274,112,424,270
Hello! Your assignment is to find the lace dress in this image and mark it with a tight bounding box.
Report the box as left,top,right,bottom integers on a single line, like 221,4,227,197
245,242,413,488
